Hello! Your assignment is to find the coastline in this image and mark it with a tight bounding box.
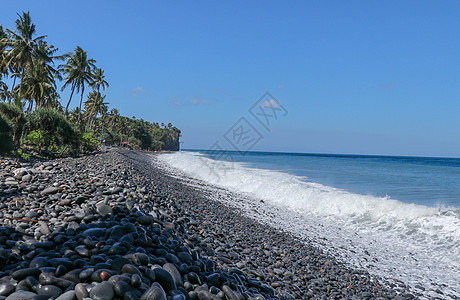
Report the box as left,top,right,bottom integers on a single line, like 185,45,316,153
121,150,418,299
0,149,416,299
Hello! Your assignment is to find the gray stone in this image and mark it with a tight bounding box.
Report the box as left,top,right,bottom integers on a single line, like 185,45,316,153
89,282,114,300
55,290,76,300
38,285,62,298
140,283,167,300
42,187,59,195
5,290,37,300
96,204,112,216
22,174,32,182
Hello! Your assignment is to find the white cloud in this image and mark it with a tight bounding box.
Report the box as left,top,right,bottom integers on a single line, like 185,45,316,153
130,86,152,98
259,98,282,109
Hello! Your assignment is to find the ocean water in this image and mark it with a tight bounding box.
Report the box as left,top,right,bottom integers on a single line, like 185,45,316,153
157,150,460,298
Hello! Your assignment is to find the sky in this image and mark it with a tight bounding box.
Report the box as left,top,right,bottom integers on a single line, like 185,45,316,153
2,1,460,157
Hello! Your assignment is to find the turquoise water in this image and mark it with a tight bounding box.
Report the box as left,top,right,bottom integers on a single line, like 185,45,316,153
189,150,460,208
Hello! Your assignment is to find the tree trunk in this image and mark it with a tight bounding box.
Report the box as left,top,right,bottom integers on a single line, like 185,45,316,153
65,82,76,117
9,76,17,103
18,70,25,101
77,88,84,127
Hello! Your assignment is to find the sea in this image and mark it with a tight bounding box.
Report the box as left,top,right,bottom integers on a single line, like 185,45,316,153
157,150,460,298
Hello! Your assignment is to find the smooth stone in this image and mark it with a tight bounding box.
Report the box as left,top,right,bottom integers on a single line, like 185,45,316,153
48,258,73,270
22,175,32,182
55,290,76,300
165,253,180,265
0,283,15,296
96,205,112,216
186,272,201,285
163,263,183,287
222,285,239,300
81,228,105,238
78,268,93,281
41,187,59,195
140,283,166,300
110,257,130,272
5,290,37,300
74,246,89,257
38,223,51,236
74,283,88,300
137,215,153,226
153,267,176,292
37,285,62,298
177,252,193,264
111,187,123,194
12,268,41,281
108,275,131,286
113,281,135,298
121,264,141,277
130,274,142,289
132,253,149,266
89,282,114,300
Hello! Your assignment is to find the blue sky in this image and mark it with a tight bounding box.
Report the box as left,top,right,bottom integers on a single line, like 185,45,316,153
2,1,460,157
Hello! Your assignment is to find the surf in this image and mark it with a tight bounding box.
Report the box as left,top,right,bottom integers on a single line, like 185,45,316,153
158,151,460,298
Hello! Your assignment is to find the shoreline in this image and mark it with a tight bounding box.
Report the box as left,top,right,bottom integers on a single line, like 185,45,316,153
121,150,420,299
0,149,417,300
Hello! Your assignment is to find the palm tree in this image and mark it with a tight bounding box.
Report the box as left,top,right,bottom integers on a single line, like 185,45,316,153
89,68,109,93
68,106,81,124
59,46,96,123
2,12,49,101
21,60,55,110
0,25,8,77
109,108,119,131
84,90,108,130
0,81,8,101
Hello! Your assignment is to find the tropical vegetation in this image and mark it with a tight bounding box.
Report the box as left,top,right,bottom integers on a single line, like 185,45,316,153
0,12,180,156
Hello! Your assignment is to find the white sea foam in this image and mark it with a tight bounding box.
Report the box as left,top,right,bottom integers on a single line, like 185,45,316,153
158,151,460,298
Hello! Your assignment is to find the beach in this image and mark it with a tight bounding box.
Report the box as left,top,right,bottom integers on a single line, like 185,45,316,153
0,148,421,299
0,149,425,299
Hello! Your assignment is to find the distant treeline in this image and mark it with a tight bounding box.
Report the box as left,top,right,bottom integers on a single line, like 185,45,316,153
0,11,180,157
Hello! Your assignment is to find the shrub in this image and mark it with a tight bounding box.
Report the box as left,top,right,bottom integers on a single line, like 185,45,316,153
81,132,99,152
26,108,76,153
22,129,43,146
127,136,140,149
0,102,26,145
0,113,14,153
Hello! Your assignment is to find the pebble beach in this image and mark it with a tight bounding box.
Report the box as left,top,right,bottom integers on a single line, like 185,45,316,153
0,149,417,300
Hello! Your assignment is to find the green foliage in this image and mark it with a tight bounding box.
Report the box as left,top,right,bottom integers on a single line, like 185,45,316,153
26,108,76,153
81,132,99,152
1,11,181,157
13,148,31,160
0,113,14,153
0,102,26,145
22,129,43,147
127,136,140,149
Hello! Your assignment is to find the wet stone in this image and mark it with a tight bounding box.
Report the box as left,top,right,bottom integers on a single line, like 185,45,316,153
37,285,62,298
0,283,15,296
5,290,37,300
89,282,114,300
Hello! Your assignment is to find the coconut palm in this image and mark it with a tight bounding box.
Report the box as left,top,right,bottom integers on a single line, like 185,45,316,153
59,46,96,123
21,60,56,110
108,108,119,131
0,25,8,77
84,90,108,130
0,80,8,101
2,12,49,100
89,68,109,93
